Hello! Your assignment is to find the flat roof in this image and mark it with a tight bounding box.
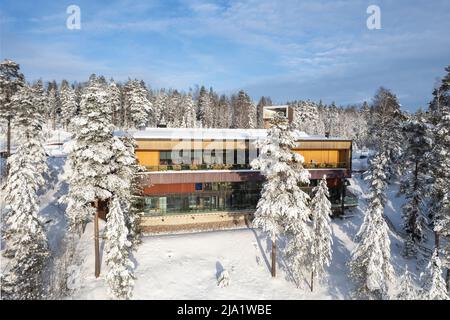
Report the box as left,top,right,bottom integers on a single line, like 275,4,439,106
116,128,351,142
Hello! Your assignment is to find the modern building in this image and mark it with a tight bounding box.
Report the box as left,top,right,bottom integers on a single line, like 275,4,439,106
127,127,356,233
262,105,294,129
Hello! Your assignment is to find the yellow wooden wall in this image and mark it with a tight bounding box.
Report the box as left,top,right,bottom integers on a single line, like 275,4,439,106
135,148,350,167
293,149,342,164
136,151,160,166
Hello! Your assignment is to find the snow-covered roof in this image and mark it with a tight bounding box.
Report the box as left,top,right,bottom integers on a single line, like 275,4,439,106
116,128,351,141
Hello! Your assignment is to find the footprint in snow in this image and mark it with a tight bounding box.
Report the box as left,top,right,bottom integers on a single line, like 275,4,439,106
252,242,262,266
167,250,173,259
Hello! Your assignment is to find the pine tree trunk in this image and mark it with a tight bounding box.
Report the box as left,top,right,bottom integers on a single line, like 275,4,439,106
52,112,56,130
446,268,450,292
310,270,314,292
6,116,11,158
94,204,100,278
271,239,276,278
434,231,440,250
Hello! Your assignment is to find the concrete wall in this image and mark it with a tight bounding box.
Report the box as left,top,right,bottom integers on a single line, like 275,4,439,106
141,211,254,234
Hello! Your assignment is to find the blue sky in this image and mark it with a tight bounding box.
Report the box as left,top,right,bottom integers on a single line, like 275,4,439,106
1,0,449,111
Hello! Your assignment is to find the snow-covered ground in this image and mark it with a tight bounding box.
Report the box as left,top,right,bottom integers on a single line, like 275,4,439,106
69,171,423,300
1,143,427,300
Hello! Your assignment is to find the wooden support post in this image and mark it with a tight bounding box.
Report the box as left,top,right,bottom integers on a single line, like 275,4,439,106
94,201,100,278
271,239,276,278
340,178,346,216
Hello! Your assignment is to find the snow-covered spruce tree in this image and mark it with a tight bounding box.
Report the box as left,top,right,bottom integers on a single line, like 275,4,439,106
1,84,49,299
251,114,311,278
400,116,433,255
420,250,449,300
123,79,152,129
104,197,135,299
395,265,417,300
108,80,122,127
349,152,394,299
60,80,77,130
309,175,333,291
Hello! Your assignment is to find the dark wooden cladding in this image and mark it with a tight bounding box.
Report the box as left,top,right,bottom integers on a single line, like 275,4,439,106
141,171,263,185
140,169,350,185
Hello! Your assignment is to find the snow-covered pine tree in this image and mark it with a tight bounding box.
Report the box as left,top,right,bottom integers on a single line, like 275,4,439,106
62,76,135,233
231,90,256,129
60,80,77,130
1,84,49,299
400,116,433,255
61,76,139,298
47,86,59,130
197,86,213,128
395,265,417,300
309,175,333,291
252,115,311,278
152,90,167,127
429,107,449,243
368,87,406,178
123,80,152,129
349,152,394,299
0,59,25,158
429,66,450,123
429,105,450,288
108,80,122,127
118,135,145,250
325,102,339,137
31,79,48,117
104,196,135,299
256,96,272,129
215,94,231,128
166,90,183,127
420,250,449,300
181,93,196,128
292,100,320,135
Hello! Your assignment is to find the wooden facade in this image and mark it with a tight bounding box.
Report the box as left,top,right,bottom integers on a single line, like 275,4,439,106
130,129,354,233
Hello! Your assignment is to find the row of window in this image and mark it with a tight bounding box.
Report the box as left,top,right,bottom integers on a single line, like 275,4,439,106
159,149,254,166
138,181,347,216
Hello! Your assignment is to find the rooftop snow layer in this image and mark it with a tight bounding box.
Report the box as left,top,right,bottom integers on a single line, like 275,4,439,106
116,128,350,141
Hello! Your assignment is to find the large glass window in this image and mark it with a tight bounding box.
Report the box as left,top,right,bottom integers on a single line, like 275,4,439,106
142,181,345,216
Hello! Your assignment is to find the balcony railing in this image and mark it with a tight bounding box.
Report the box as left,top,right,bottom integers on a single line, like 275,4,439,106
144,162,349,172
303,162,348,169
145,164,252,171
